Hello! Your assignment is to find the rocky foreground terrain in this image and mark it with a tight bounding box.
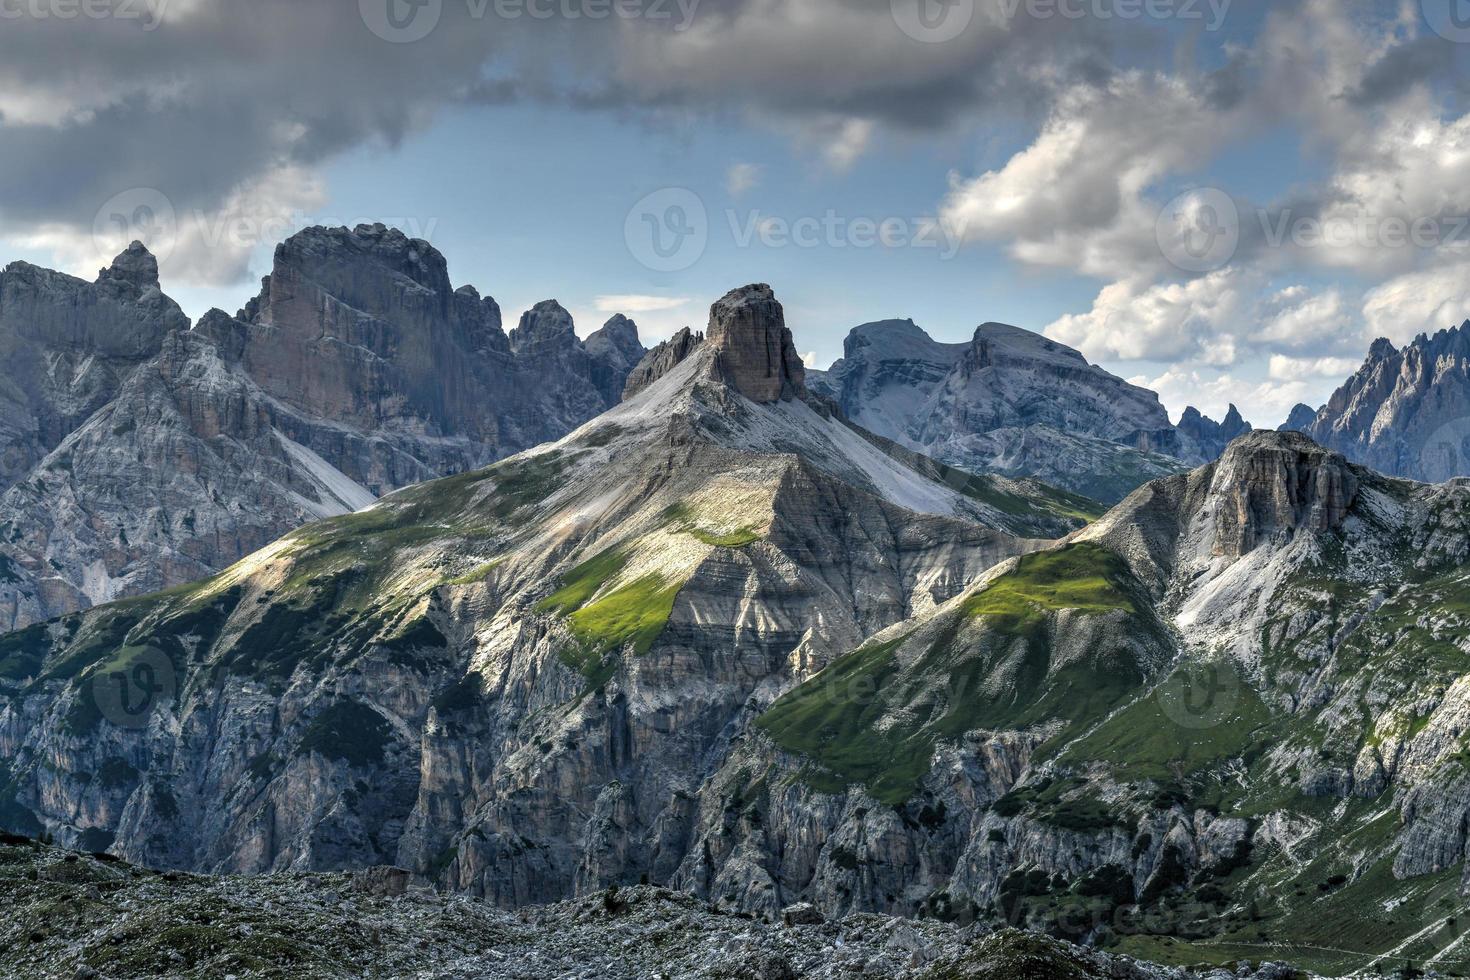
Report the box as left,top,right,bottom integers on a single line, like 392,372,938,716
0,835,1312,980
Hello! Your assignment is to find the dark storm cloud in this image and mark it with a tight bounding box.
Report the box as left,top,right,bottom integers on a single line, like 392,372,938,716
1346,36,1453,107
0,0,1163,278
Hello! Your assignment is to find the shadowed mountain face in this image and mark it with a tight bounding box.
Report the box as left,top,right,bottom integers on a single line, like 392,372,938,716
1284,322,1470,484
808,319,1254,503
0,225,645,629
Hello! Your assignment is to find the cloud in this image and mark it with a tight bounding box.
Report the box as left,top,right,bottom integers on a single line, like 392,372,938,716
1135,366,1330,432
1266,354,1361,382
1250,286,1363,355
1362,265,1470,343
0,0,1145,290
939,72,1245,280
594,294,690,314
726,163,761,197
1044,270,1248,364
823,118,876,173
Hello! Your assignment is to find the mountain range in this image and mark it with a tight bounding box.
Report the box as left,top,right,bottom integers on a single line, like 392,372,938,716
807,318,1251,504
9,226,1470,975
5,277,1470,974
1283,323,1470,484
0,225,646,631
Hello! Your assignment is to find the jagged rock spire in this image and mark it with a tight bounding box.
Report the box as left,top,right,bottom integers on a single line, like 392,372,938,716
98,241,160,291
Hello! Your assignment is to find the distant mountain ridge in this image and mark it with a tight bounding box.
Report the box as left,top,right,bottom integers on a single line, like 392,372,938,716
808,318,1253,502
1282,321,1470,483
0,224,646,628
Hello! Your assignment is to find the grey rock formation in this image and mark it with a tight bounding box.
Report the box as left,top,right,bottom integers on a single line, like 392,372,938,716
623,327,703,400
1291,323,1470,482
1,288,1465,965
0,225,646,627
1206,431,1357,557
706,284,805,402
1172,403,1252,462
586,314,648,406
0,287,1088,913
1281,402,1317,433
814,318,1247,502
0,244,186,493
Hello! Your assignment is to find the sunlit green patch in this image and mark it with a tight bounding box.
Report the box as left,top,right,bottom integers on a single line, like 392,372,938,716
537,547,683,686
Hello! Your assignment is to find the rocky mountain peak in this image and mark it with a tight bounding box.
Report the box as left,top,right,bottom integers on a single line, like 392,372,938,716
705,283,806,402
510,300,577,354
97,241,160,292
1282,402,1317,432
1368,336,1398,361
623,326,704,400
1296,322,1470,481
969,321,1089,369
584,314,644,366
1208,430,1358,557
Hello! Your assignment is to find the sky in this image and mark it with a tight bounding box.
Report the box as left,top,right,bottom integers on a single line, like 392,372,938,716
2,0,1469,427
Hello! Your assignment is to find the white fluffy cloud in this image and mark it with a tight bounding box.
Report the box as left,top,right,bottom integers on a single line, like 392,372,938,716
594,294,690,314
939,73,1241,280
725,163,761,197
1266,354,1362,382
1044,270,1247,363
1362,265,1470,344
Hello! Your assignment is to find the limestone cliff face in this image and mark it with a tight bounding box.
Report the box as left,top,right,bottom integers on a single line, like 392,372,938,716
705,284,806,403
0,246,185,493
2,326,1469,963
0,294,1079,909
1205,431,1358,557
0,226,645,628
1287,323,1470,483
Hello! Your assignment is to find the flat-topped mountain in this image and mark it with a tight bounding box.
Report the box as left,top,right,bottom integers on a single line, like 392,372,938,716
809,318,1251,503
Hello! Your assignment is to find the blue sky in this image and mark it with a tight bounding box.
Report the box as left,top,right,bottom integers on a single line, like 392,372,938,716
3,0,1469,427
